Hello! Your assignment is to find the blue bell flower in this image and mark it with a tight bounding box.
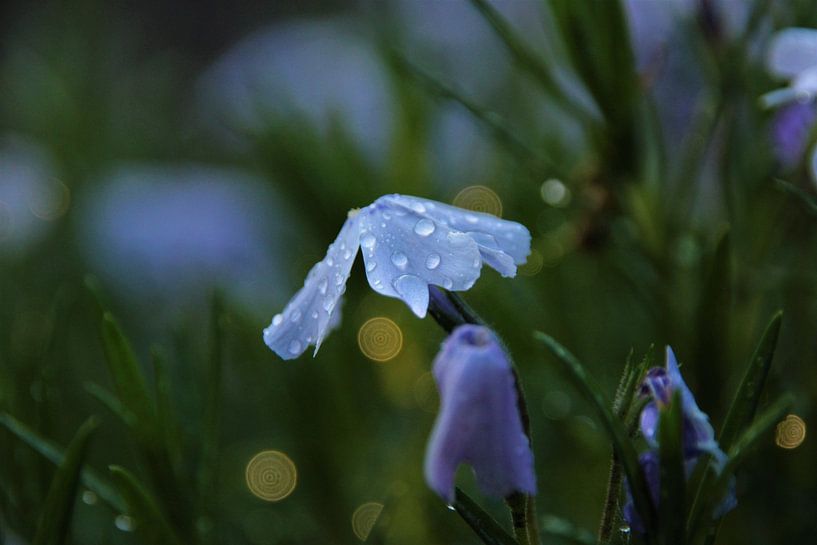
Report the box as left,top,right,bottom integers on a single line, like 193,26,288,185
424,325,536,503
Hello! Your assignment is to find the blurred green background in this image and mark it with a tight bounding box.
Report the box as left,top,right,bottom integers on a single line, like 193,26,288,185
1,0,815,543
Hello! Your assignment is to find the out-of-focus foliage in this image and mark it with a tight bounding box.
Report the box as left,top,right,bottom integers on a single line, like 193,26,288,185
1,1,816,544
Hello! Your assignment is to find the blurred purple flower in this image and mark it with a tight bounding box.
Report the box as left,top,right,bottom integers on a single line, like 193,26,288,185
77,164,289,309
624,346,736,533
424,324,535,503
197,19,392,159
263,194,530,360
770,101,817,169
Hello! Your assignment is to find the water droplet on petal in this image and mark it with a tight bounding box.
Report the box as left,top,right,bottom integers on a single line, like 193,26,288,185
318,279,328,295
323,298,335,312
465,214,479,224
272,314,283,327
361,233,376,249
393,274,429,317
391,251,408,269
291,310,301,322
382,211,392,220
343,249,352,260
335,273,344,286
411,202,426,213
446,504,455,511
311,311,319,319
473,258,480,268
425,254,441,270
288,340,302,355
366,261,377,272
414,219,435,237
327,257,334,267
442,276,453,289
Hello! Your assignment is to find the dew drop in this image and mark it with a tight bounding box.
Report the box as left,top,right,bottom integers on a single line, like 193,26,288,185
318,279,328,295
323,298,335,312
288,340,302,355
311,311,319,319
411,202,426,213
381,222,386,228
465,214,479,224
335,273,344,286
446,504,455,511
425,254,441,270
442,276,453,289
366,261,377,272
414,219,435,237
272,314,283,327
291,310,301,322
115,514,135,532
391,251,408,269
473,258,480,268
382,211,392,220
327,256,334,267
361,233,376,249
343,249,352,260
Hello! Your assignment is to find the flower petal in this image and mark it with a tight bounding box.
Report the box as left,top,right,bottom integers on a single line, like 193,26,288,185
767,28,817,80
664,347,719,455
262,216,360,359
424,325,536,502
386,194,531,271
358,199,482,318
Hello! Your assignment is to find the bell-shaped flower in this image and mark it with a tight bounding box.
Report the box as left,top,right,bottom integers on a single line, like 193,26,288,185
423,325,536,503
623,346,736,533
263,194,530,360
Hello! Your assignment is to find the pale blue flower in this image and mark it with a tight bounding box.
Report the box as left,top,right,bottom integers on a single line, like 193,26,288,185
424,325,536,503
263,194,530,360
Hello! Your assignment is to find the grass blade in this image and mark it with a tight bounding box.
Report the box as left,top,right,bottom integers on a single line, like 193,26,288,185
109,465,183,545
658,391,685,545
540,514,596,545
775,178,817,217
0,412,124,512
83,382,137,428
534,332,657,542
452,487,518,545
718,311,783,451
32,416,99,545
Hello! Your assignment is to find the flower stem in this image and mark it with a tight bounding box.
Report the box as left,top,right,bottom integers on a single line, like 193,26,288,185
428,288,540,545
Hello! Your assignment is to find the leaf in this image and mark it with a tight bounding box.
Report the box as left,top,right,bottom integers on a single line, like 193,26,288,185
687,395,794,541
452,487,519,545
84,381,137,428
775,178,817,217
150,348,182,474
109,465,183,545
658,391,685,545
99,313,156,445
0,412,124,512
718,311,783,452
32,417,99,545
534,332,658,542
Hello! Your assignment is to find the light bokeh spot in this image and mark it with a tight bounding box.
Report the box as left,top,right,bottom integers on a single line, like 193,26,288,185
453,185,503,217
245,450,297,501
358,317,403,362
776,414,806,449
351,502,384,541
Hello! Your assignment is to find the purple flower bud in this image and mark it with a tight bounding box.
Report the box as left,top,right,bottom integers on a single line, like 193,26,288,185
770,101,817,169
424,325,536,503
624,347,736,533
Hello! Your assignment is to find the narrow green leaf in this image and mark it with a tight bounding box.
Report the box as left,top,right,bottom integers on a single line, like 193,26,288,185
0,412,125,512
150,348,182,473
540,514,596,545
775,178,817,217
718,311,783,451
109,465,183,545
688,395,794,541
32,417,99,545
452,487,518,545
83,382,137,428
99,313,156,443
534,332,657,542
658,391,685,545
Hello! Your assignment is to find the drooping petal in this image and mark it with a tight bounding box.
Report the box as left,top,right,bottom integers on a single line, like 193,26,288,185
358,199,483,318
386,194,531,274
664,347,719,456
263,215,360,359
424,325,536,502
767,28,817,80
